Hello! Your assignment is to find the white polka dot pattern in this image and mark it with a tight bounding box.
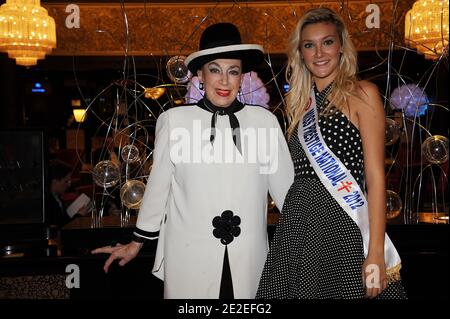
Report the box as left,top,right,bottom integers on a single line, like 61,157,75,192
256,85,407,299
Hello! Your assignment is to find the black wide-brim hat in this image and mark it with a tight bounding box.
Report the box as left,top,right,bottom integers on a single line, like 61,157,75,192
185,23,264,74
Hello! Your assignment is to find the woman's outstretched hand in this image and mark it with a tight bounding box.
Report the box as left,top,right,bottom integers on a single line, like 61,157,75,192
91,241,143,273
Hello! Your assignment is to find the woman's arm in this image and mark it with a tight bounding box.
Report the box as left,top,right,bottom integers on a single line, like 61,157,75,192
355,80,387,298
268,114,295,210
92,111,174,272
134,111,174,239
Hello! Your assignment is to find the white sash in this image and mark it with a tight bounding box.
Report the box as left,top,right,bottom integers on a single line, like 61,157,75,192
297,89,401,279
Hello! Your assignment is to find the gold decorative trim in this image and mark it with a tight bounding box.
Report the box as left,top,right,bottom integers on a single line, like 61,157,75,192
386,263,402,283
42,1,411,56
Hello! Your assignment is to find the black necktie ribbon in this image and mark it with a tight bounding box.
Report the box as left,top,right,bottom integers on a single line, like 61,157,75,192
197,98,244,154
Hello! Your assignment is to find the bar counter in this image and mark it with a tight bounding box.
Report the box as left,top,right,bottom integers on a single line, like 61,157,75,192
0,214,448,300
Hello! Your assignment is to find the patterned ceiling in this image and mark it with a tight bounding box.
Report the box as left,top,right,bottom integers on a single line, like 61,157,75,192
39,0,413,56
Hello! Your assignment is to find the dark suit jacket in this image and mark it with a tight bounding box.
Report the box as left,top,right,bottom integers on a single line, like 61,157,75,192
46,193,72,227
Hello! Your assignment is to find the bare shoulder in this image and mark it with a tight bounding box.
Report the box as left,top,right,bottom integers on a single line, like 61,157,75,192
355,80,381,102
347,81,384,124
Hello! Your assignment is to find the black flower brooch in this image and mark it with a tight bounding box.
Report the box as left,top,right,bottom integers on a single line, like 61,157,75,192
212,210,241,245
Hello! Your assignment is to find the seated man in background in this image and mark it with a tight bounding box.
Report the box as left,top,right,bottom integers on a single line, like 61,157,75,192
48,159,91,227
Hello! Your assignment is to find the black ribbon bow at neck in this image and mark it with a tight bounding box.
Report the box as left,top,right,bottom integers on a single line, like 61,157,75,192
197,97,244,154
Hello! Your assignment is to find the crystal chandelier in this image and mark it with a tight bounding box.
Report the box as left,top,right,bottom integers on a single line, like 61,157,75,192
0,0,56,66
405,0,449,60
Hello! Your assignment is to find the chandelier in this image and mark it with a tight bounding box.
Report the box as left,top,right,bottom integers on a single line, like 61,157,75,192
0,0,56,66
405,0,449,60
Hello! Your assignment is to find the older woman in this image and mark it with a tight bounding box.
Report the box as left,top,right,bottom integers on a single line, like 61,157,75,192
93,22,294,299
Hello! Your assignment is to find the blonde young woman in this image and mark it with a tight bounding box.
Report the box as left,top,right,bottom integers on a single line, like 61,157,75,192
257,8,407,299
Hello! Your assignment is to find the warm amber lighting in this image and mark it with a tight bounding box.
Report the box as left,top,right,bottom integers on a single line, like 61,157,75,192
71,99,85,122
144,87,165,100
405,0,449,60
71,99,81,107
73,109,87,123
0,0,57,66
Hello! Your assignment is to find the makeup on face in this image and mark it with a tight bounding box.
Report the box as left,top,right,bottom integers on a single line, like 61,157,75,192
299,22,342,90
198,59,243,107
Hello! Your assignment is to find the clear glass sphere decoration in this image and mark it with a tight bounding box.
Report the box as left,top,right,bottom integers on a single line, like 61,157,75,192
421,135,449,164
386,190,402,220
121,144,140,163
92,160,121,188
166,55,189,83
385,118,401,146
120,179,146,209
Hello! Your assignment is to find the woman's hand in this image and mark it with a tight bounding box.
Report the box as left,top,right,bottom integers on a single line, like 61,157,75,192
91,241,143,273
362,252,387,298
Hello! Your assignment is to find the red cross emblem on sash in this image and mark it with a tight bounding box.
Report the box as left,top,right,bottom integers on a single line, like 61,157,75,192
338,181,353,192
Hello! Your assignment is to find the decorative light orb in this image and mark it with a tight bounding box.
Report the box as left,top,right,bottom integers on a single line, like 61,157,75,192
121,144,140,163
0,0,57,66
389,84,429,118
120,179,146,209
385,118,401,146
386,190,402,220
422,135,449,164
405,0,449,60
166,55,189,83
93,160,121,188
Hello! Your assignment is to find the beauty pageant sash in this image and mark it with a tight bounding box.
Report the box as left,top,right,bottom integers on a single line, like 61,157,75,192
297,89,401,280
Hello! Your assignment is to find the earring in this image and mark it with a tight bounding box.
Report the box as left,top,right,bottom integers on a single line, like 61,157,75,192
199,82,204,90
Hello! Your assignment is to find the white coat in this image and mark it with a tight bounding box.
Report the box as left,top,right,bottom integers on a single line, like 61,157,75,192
135,103,294,298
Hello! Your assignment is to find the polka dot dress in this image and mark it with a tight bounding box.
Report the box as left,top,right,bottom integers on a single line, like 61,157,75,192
256,84,407,299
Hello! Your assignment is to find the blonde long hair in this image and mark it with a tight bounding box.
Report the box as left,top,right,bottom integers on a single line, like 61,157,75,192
286,7,359,138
